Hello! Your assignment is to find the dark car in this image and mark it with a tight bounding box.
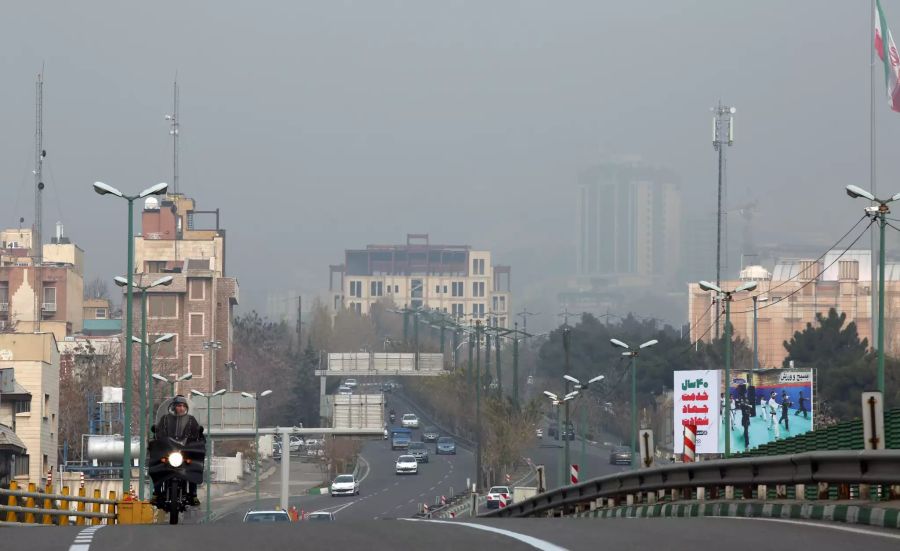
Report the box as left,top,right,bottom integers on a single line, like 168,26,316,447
408,441,430,463
422,426,440,443
553,422,575,441
609,445,632,465
435,436,456,455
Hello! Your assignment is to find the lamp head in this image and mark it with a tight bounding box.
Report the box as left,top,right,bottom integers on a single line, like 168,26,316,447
139,182,168,198
212,389,227,397
735,281,758,293
587,375,605,385
241,392,253,399
609,338,629,349
190,390,204,397
92,182,123,197
155,333,176,344
152,374,168,383
563,375,580,385
846,185,876,201
130,336,143,344
260,390,273,397
639,339,658,349
698,280,722,294
179,372,193,382
113,276,128,288
543,390,558,400
151,275,174,287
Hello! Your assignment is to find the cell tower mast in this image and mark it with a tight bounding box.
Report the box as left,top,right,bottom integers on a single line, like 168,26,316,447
33,71,46,332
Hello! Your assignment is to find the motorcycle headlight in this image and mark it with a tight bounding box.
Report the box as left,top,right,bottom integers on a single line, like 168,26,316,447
168,451,184,468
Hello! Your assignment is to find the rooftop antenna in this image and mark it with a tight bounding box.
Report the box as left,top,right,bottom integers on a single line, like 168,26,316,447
712,100,735,340
33,69,46,332
165,76,180,196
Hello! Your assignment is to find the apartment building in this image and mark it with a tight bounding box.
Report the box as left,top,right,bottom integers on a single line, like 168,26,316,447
687,250,889,368
131,194,238,395
0,333,59,486
0,227,84,340
0,367,30,487
330,234,512,328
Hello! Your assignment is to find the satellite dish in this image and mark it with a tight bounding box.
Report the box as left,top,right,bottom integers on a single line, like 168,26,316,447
144,197,160,210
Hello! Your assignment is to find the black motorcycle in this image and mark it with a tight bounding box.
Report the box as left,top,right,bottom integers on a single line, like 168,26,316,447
148,430,206,525
389,412,396,423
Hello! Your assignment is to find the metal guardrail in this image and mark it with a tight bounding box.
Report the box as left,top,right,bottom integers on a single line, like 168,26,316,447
482,450,900,518
0,482,119,525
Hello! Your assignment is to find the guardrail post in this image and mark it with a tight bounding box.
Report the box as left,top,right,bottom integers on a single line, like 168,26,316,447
837,483,850,500
891,485,900,500
794,483,806,501
817,482,829,500
647,491,657,505
76,487,86,526
108,491,117,525
696,487,705,501
758,484,767,500
858,483,870,500
91,489,102,525
5,481,18,522
741,484,753,499
24,483,36,524
626,494,634,506
42,482,53,525
775,484,787,499
59,486,70,526
724,485,734,500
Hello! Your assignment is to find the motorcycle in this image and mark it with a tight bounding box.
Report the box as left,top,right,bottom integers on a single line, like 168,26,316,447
389,413,396,423
148,429,206,525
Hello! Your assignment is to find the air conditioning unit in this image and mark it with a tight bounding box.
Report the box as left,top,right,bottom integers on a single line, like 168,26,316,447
41,302,57,313
0,303,8,312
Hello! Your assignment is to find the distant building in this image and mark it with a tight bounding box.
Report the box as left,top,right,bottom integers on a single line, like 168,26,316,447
330,234,512,328
687,250,890,367
0,332,59,487
131,194,239,395
0,226,84,340
82,298,111,321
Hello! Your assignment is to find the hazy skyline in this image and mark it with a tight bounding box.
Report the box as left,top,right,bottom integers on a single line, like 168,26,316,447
1,1,898,331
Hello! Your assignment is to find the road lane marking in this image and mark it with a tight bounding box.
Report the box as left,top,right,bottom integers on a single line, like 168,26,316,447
717,516,900,541
69,526,104,551
403,519,569,551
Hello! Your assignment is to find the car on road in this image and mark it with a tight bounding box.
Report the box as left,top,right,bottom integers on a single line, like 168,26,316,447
535,428,544,439
408,441,429,463
330,474,360,497
307,511,335,521
390,427,412,450
551,422,575,441
338,385,352,395
344,378,358,389
289,436,304,452
401,413,420,429
395,454,418,474
609,445,632,465
243,510,292,522
435,436,456,455
422,426,440,442
485,486,512,509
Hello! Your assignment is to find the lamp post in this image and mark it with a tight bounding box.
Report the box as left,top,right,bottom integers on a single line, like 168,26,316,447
563,374,604,478
131,331,175,499
202,340,223,393
241,390,272,507
845,184,900,397
543,390,578,488
751,295,768,387
190,388,226,522
92,180,168,494
474,320,482,490
225,362,237,392
152,371,193,398
697,279,758,458
610,338,658,468
117,274,172,500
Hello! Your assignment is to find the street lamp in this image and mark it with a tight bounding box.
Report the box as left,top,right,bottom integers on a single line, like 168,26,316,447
93,180,168,494
131,331,175,499
751,295,769,387
543,389,578,488
117,274,172,500
697,279,758,457
241,390,273,507
610,338,658,468
225,362,237,392
152,371,193,398
846,184,900,397
191,388,226,522
564,374,605,473
202,340,223,394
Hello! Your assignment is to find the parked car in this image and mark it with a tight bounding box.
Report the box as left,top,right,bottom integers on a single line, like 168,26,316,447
330,474,360,497
344,378,358,389
609,446,632,465
307,511,335,521
243,510,292,523
395,454,418,475
408,441,429,463
338,385,352,396
401,413,420,429
435,436,456,455
422,426,440,442
485,486,512,509
289,436,304,452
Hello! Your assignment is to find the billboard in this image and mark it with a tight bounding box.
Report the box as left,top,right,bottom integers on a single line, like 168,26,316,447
673,370,721,454
721,368,814,453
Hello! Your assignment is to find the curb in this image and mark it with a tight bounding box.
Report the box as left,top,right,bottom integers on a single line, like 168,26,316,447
572,501,900,530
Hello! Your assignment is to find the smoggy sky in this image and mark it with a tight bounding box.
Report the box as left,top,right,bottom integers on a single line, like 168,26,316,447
1,1,897,329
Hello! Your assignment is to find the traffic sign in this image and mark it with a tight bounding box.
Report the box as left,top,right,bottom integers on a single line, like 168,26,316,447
862,392,885,451
639,429,655,468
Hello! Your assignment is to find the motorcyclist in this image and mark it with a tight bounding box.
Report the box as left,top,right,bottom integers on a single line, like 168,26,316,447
152,395,204,506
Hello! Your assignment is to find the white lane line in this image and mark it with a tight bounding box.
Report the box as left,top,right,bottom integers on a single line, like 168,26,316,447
715,516,900,541
429,486,435,491
69,526,105,551
403,519,568,551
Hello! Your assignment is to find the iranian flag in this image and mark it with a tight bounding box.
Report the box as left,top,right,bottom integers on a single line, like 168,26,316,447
876,0,900,112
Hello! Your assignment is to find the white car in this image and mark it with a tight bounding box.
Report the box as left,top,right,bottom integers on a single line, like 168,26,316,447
401,413,419,429
486,485,512,509
243,509,292,523
338,385,352,395
395,455,418,475
344,378,358,388
330,474,360,497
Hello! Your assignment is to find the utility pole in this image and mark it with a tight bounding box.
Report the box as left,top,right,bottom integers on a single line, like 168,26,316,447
475,321,482,490
512,323,520,408
33,71,45,333
712,101,736,340
297,296,303,347
166,78,180,195
562,327,571,481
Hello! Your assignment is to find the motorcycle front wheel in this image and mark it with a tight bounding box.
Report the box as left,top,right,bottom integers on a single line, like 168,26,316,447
168,483,181,525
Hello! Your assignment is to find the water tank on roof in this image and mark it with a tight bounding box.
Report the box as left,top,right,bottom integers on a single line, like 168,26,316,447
740,265,771,281
144,197,160,210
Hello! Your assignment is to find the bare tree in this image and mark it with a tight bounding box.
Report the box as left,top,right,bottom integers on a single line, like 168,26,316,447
84,277,110,300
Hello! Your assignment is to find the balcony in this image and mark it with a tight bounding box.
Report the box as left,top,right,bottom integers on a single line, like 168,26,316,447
41,302,57,313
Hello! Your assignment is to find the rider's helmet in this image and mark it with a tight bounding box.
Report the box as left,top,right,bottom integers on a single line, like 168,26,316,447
170,394,190,413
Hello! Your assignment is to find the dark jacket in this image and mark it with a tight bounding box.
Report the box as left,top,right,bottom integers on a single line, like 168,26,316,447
155,413,204,444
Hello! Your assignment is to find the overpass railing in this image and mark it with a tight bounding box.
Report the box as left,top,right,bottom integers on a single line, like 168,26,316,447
481,450,900,518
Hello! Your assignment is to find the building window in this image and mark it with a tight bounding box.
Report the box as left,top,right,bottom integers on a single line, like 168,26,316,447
451,282,463,297
352,303,362,314
0,283,9,306
472,258,485,275
42,286,57,309
411,280,423,299
95,308,107,319
471,303,485,318
349,281,362,298
472,282,485,298
145,260,167,273
435,285,441,294
15,400,30,414
493,296,499,311
394,285,399,293
370,281,383,297
14,455,29,477
43,394,50,420
150,334,177,358
189,279,206,301
189,313,204,336
500,296,506,311
443,285,448,294
148,295,178,318
188,354,204,378
451,303,464,318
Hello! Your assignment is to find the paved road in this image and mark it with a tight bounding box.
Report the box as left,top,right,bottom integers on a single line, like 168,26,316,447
7,514,900,550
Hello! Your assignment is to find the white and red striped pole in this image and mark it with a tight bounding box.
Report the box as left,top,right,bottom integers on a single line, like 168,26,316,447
499,493,508,508
570,464,579,485
440,495,447,506
683,424,697,463
79,472,85,489
505,473,511,485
